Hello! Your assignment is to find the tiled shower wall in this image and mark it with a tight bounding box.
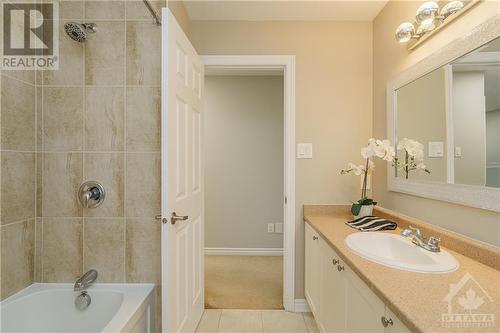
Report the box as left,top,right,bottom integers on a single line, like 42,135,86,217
1,1,166,315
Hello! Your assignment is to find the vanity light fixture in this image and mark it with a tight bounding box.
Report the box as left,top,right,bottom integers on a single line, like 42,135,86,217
395,0,466,44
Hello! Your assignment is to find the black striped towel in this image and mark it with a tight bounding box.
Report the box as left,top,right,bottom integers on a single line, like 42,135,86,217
345,215,397,232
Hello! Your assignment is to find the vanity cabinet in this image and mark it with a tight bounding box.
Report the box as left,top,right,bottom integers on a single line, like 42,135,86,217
304,224,410,333
305,223,321,316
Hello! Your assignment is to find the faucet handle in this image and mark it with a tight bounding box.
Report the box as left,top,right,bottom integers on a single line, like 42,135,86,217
427,236,441,251
409,226,422,237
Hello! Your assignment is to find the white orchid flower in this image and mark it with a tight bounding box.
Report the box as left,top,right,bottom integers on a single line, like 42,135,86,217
352,164,365,176
361,146,375,159
416,163,427,170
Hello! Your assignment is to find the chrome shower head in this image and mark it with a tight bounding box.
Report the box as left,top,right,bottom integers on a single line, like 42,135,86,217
64,22,97,43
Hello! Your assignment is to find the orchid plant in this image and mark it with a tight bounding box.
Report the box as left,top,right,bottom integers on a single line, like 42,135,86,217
394,138,431,179
341,138,395,216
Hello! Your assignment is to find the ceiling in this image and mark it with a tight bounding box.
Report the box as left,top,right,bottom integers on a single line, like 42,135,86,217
183,1,389,21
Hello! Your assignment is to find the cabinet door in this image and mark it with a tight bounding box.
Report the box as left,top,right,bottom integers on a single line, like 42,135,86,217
345,267,385,333
305,223,321,318
384,308,411,333
319,240,346,333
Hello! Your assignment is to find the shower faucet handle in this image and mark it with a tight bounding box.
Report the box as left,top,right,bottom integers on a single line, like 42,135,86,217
78,181,105,208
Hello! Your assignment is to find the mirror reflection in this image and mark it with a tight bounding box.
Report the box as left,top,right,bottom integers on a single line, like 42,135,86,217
395,37,500,188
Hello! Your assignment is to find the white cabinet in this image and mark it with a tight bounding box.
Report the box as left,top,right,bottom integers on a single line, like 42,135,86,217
304,224,411,333
319,240,346,333
345,267,385,333
305,223,321,317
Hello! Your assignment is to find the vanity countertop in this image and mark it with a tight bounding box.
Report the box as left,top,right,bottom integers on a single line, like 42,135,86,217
304,205,500,333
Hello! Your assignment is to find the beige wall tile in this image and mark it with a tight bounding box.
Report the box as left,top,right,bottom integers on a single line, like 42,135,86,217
85,21,125,85
36,152,42,217
84,87,124,151
42,153,83,217
36,87,42,151
83,218,125,282
42,218,83,282
41,22,84,86
85,1,125,20
125,87,160,151
42,87,84,151
1,152,35,224
1,70,36,86
1,76,35,151
57,1,84,20
126,22,161,85
125,153,160,217
83,153,124,217
125,218,160,283
34,218,43,282
0,219,35,300
125,0,165,21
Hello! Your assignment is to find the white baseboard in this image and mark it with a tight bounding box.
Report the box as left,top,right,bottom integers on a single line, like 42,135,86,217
294,299,311,313
204,247,283,256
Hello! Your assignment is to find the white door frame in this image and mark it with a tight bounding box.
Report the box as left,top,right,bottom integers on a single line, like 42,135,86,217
202,55,296,312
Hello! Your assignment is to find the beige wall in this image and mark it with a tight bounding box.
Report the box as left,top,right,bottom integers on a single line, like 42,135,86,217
191,21,373,298
204,76,284,249
373,1,500,247
452,71,486,186
396,67,447,182
486,109,500,187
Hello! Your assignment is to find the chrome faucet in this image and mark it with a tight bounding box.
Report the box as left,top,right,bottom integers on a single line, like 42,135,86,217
401,226,441,252
74,269,98,291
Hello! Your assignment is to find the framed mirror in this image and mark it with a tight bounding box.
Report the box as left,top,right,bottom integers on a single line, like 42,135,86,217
387,14,500,212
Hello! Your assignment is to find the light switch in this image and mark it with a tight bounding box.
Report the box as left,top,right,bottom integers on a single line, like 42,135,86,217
297,143,313,159
267,223,275,233
428,141,444,158
455,146,462,158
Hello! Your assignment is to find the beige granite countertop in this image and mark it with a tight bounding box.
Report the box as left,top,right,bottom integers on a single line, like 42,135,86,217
304,205,500,333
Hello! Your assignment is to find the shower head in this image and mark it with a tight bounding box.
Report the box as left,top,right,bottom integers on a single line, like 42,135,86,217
64,22,97,43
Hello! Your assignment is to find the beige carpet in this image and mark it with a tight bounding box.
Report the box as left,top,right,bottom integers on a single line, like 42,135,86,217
205,255,283,310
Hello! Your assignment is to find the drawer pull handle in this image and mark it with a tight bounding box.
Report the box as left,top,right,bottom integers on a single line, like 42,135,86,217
337,265,345,272
381,316,393,327
332,259,339,265
313,236,318,240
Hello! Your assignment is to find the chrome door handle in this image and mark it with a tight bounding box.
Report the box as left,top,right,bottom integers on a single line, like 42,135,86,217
171,212,188,224
155,215,168,224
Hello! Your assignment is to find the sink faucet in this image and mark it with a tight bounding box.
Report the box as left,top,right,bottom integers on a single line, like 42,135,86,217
74,269,98,291
401,226,441,252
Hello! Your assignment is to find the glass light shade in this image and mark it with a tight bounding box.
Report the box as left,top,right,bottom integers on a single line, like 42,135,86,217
416,1,439,25
395,22,415,43
416,21,436,35
440,0,464,17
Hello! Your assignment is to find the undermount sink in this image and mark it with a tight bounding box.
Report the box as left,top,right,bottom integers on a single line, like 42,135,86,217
344,232,459,274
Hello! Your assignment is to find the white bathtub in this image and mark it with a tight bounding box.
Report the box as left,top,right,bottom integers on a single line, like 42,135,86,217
0,283,155,333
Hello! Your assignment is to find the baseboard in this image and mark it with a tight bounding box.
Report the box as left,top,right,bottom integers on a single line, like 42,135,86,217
204,247,283,256
294,299,311,312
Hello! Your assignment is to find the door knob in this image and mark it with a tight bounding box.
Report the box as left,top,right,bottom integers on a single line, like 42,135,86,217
171,212,188,224
155,215,168,224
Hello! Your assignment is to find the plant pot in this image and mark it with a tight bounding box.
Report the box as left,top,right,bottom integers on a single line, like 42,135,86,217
353,204,374,218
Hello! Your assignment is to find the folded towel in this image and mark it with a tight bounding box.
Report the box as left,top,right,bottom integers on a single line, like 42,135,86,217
346,215,397,232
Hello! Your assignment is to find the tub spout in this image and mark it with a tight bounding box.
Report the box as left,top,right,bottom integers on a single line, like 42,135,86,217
74,269,98,291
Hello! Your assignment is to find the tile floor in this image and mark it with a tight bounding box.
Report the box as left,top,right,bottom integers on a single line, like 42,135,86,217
195,309,320,333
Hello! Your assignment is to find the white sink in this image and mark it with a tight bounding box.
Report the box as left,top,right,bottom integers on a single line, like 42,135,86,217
344,232,459,273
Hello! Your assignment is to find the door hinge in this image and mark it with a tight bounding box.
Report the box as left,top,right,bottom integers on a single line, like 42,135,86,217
285,196,287,204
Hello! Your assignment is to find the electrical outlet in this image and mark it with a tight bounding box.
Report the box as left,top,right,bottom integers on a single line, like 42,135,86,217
275,223,283,233
267,223,275,233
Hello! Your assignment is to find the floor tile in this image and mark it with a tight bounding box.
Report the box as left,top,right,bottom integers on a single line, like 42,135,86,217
196,309,222,333
219,310,262,333
262,310,308,333
302,313,320,333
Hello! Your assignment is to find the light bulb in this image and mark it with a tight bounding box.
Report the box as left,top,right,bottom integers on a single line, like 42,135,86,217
395,22,415,43
416,1,439,25
440,1,464,17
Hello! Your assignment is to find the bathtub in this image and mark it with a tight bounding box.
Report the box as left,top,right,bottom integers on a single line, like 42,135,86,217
0,283,156,333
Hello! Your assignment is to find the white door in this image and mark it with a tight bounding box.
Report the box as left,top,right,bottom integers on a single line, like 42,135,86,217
161,8,204,333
